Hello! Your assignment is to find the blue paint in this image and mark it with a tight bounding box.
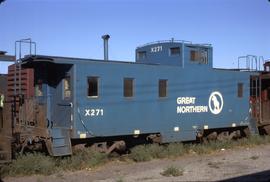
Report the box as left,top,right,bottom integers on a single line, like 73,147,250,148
21,41,255,145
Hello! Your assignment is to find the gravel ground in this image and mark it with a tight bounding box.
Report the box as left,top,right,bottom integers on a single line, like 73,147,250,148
4,144,270,182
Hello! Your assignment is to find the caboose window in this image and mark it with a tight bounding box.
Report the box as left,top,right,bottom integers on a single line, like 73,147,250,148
170,47,180,56
124,78,134,97
88,77,99,98
159,79,167,97
190,49,208,64
63,76,71,99
238,83,243,98
35,79,43,96
137,51,146,59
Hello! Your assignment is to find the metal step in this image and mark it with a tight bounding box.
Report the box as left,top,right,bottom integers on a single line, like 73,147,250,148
50,127,72,156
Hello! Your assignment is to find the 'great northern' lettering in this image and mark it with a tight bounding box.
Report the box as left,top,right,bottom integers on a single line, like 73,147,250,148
176,97,208,114
177,105,208,114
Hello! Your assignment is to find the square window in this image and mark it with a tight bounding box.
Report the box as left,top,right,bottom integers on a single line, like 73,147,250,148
137,51,146,59
170,47,180,56
190,49,208,64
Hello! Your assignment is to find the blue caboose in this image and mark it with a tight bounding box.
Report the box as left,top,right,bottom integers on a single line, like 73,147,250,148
20,39,255,156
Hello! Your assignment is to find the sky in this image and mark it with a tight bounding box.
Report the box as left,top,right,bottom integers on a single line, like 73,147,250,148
0,0,269,73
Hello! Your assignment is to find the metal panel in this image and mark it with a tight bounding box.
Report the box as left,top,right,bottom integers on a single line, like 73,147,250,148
6,64,34,100
19,40,254,144
71,59,251,143
50,127,72,156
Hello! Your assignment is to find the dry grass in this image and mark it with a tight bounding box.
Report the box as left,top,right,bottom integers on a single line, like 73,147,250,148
2,135,270,177
161,166,184,177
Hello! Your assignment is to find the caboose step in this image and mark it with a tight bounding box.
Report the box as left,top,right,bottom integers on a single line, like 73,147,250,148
50,127,72,156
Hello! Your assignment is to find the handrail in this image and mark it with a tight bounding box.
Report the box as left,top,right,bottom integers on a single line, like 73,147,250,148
238,55,265,71
136,39,211,48
13,38,37,135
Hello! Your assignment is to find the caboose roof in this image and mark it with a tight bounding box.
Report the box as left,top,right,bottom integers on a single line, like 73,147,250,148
21,54,161,66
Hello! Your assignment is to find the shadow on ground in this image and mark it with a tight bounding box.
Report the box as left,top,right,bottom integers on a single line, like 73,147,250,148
220,170,270,182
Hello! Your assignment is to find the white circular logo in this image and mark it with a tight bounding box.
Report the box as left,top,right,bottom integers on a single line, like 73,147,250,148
208,91,223,115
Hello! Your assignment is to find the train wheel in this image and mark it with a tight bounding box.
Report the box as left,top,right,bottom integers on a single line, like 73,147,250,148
263,125,270,135
241,127,251,137
217,131,230,141
202,131,217,143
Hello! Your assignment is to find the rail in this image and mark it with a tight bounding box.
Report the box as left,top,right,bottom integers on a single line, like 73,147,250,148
136,39,211,48
238,55,265,71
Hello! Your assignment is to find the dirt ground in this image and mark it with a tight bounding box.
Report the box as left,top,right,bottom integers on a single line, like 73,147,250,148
4,144,270,182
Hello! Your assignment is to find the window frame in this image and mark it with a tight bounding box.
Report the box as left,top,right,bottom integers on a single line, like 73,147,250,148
159,79,168,98
137,51,147,59
190,48,208,64
87,76,99,98
63,75,71,100
123,78,134,98
169,47,181,56
35,79,43,97
237,82,244,98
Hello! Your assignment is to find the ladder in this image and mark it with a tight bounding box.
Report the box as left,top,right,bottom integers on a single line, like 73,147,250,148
13,39,36,129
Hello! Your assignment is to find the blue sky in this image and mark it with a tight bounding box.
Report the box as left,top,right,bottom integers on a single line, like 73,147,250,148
0,0,269,73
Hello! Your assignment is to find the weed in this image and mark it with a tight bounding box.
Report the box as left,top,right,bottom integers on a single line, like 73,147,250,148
161,166,183,177
5,153,56,176
57,148,107,171
129,145,152,162
250,155,259,160
129,143,187,162
166,143,186,157
2,134,270,177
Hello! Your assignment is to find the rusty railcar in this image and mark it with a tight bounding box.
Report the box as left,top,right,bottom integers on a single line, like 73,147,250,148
0,74,11,163
250,61,270,134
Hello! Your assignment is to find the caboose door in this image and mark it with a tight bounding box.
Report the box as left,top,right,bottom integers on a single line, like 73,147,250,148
52,73,72,128
49,67,73,156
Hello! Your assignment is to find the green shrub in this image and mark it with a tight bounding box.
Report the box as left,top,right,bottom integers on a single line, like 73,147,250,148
5,153,56,176
161,166,183,177
58,148,107,171
129,143,189,162
145,144,167,159
166,143,186,157
129,145,152,162
3,134,270,177
247,135,267,145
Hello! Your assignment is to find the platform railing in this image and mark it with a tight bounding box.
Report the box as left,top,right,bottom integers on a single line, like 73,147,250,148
237,55,265,71
137,39,211,48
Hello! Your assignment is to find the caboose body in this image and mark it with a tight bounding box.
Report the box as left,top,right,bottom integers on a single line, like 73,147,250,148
13,40,254,156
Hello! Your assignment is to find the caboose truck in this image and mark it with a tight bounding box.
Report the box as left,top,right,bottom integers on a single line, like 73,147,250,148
1,37,269,158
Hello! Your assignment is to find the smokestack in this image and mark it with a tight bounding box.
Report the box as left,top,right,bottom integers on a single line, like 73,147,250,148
102,34,110,61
